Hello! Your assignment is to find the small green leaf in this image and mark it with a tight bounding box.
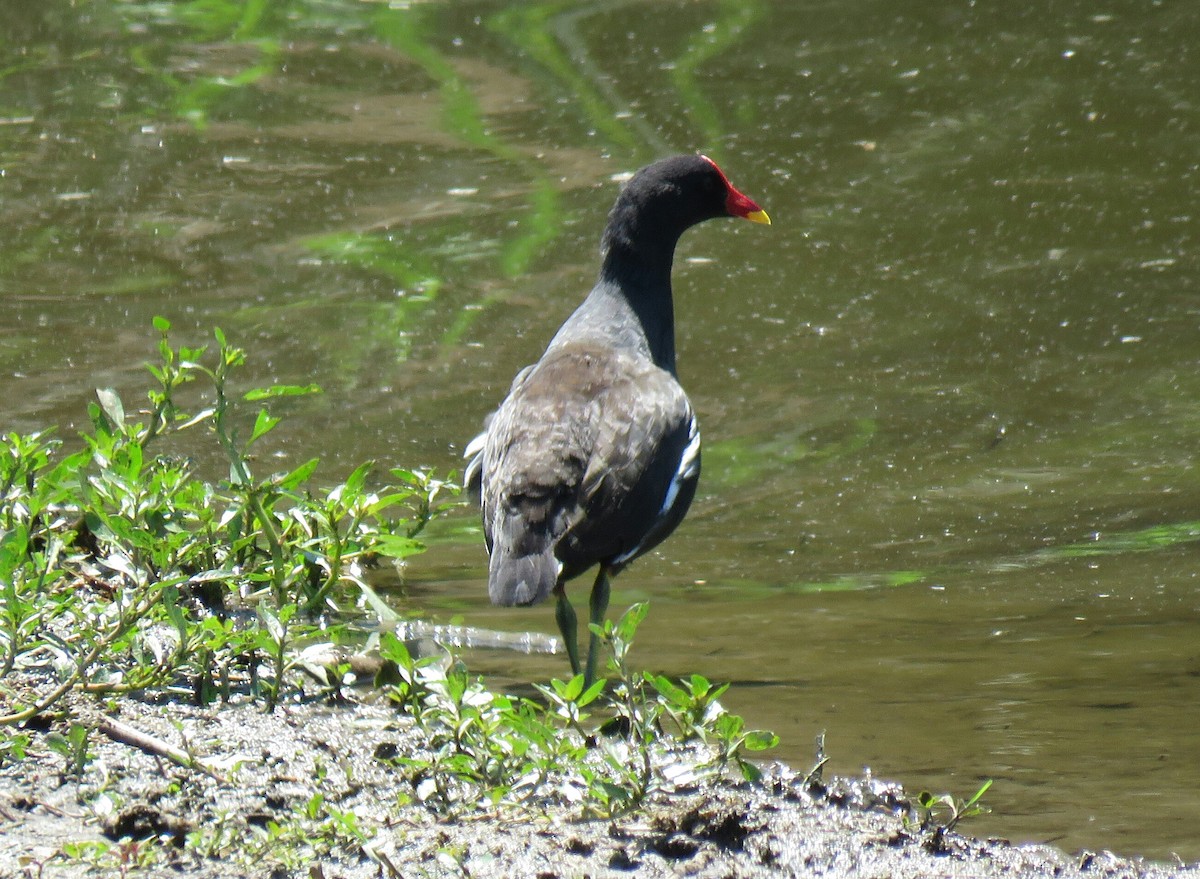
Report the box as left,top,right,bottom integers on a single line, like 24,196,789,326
256,603,285,643
152,315,171,332
372,534,425,560
0,526,30,580
378,632,412,667
614,601,649,644
344,460,372,496
577,676,606,706
162,585,188,634
365,490,415,514
248,408,280,445
558,674,584,701
593,780,633,804
276,457,320,490
742,730,779,751
647,674,688,706
243,383,322,401
390,467,423,486
963,779,993,810
714,712,743,738
45,733,71,759
95,388,125,430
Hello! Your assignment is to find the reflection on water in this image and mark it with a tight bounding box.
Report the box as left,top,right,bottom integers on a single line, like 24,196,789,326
3,0,1199,861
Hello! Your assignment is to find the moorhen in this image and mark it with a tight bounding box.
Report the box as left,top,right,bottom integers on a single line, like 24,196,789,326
465,154,769,685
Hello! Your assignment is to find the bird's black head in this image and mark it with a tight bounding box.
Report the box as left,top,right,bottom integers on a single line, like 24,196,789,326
601,154,769,266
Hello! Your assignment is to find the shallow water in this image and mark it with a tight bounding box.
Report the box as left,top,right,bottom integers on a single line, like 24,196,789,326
4,0,1199,860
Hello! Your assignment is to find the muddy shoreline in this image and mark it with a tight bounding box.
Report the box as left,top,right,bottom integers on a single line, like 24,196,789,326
3,691,1196,879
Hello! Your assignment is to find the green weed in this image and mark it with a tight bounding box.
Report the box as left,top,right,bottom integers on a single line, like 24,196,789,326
0,318,456,722
914,778,994,835
376,602,777,820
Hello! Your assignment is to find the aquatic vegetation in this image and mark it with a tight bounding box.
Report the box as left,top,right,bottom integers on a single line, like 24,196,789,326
374,3,566,280
376,602,777,819
487,2,648,157
912,778,994,848
704,417,878,490
0,318,455,717
668,0,766,146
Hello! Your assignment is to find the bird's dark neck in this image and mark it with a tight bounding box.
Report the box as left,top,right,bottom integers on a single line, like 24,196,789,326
548,192,696,374
593,237,680,373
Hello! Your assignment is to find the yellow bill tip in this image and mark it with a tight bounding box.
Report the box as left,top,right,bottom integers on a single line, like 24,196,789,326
744,209,771,226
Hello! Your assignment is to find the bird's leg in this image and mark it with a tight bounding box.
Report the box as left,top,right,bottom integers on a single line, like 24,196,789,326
584,565,611,688
553,582,581,678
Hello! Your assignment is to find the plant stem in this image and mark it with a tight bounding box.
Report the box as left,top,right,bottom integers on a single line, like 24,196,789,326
0,582,166,725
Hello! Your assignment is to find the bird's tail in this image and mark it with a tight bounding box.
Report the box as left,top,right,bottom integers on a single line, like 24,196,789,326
487,533,560,607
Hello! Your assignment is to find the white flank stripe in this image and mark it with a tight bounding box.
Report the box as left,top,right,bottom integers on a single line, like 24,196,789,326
661,417,701,516
462,430,487,488
463,430,487,461
612,415,700,566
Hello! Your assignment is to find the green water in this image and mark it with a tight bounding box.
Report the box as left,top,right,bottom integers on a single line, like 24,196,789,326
4,0,1199,860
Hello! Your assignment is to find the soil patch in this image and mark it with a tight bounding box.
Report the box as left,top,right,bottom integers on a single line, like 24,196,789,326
2,692,1195,878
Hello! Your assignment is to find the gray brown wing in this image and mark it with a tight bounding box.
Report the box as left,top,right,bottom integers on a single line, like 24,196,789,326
480,341,699,596
562,354,698,577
